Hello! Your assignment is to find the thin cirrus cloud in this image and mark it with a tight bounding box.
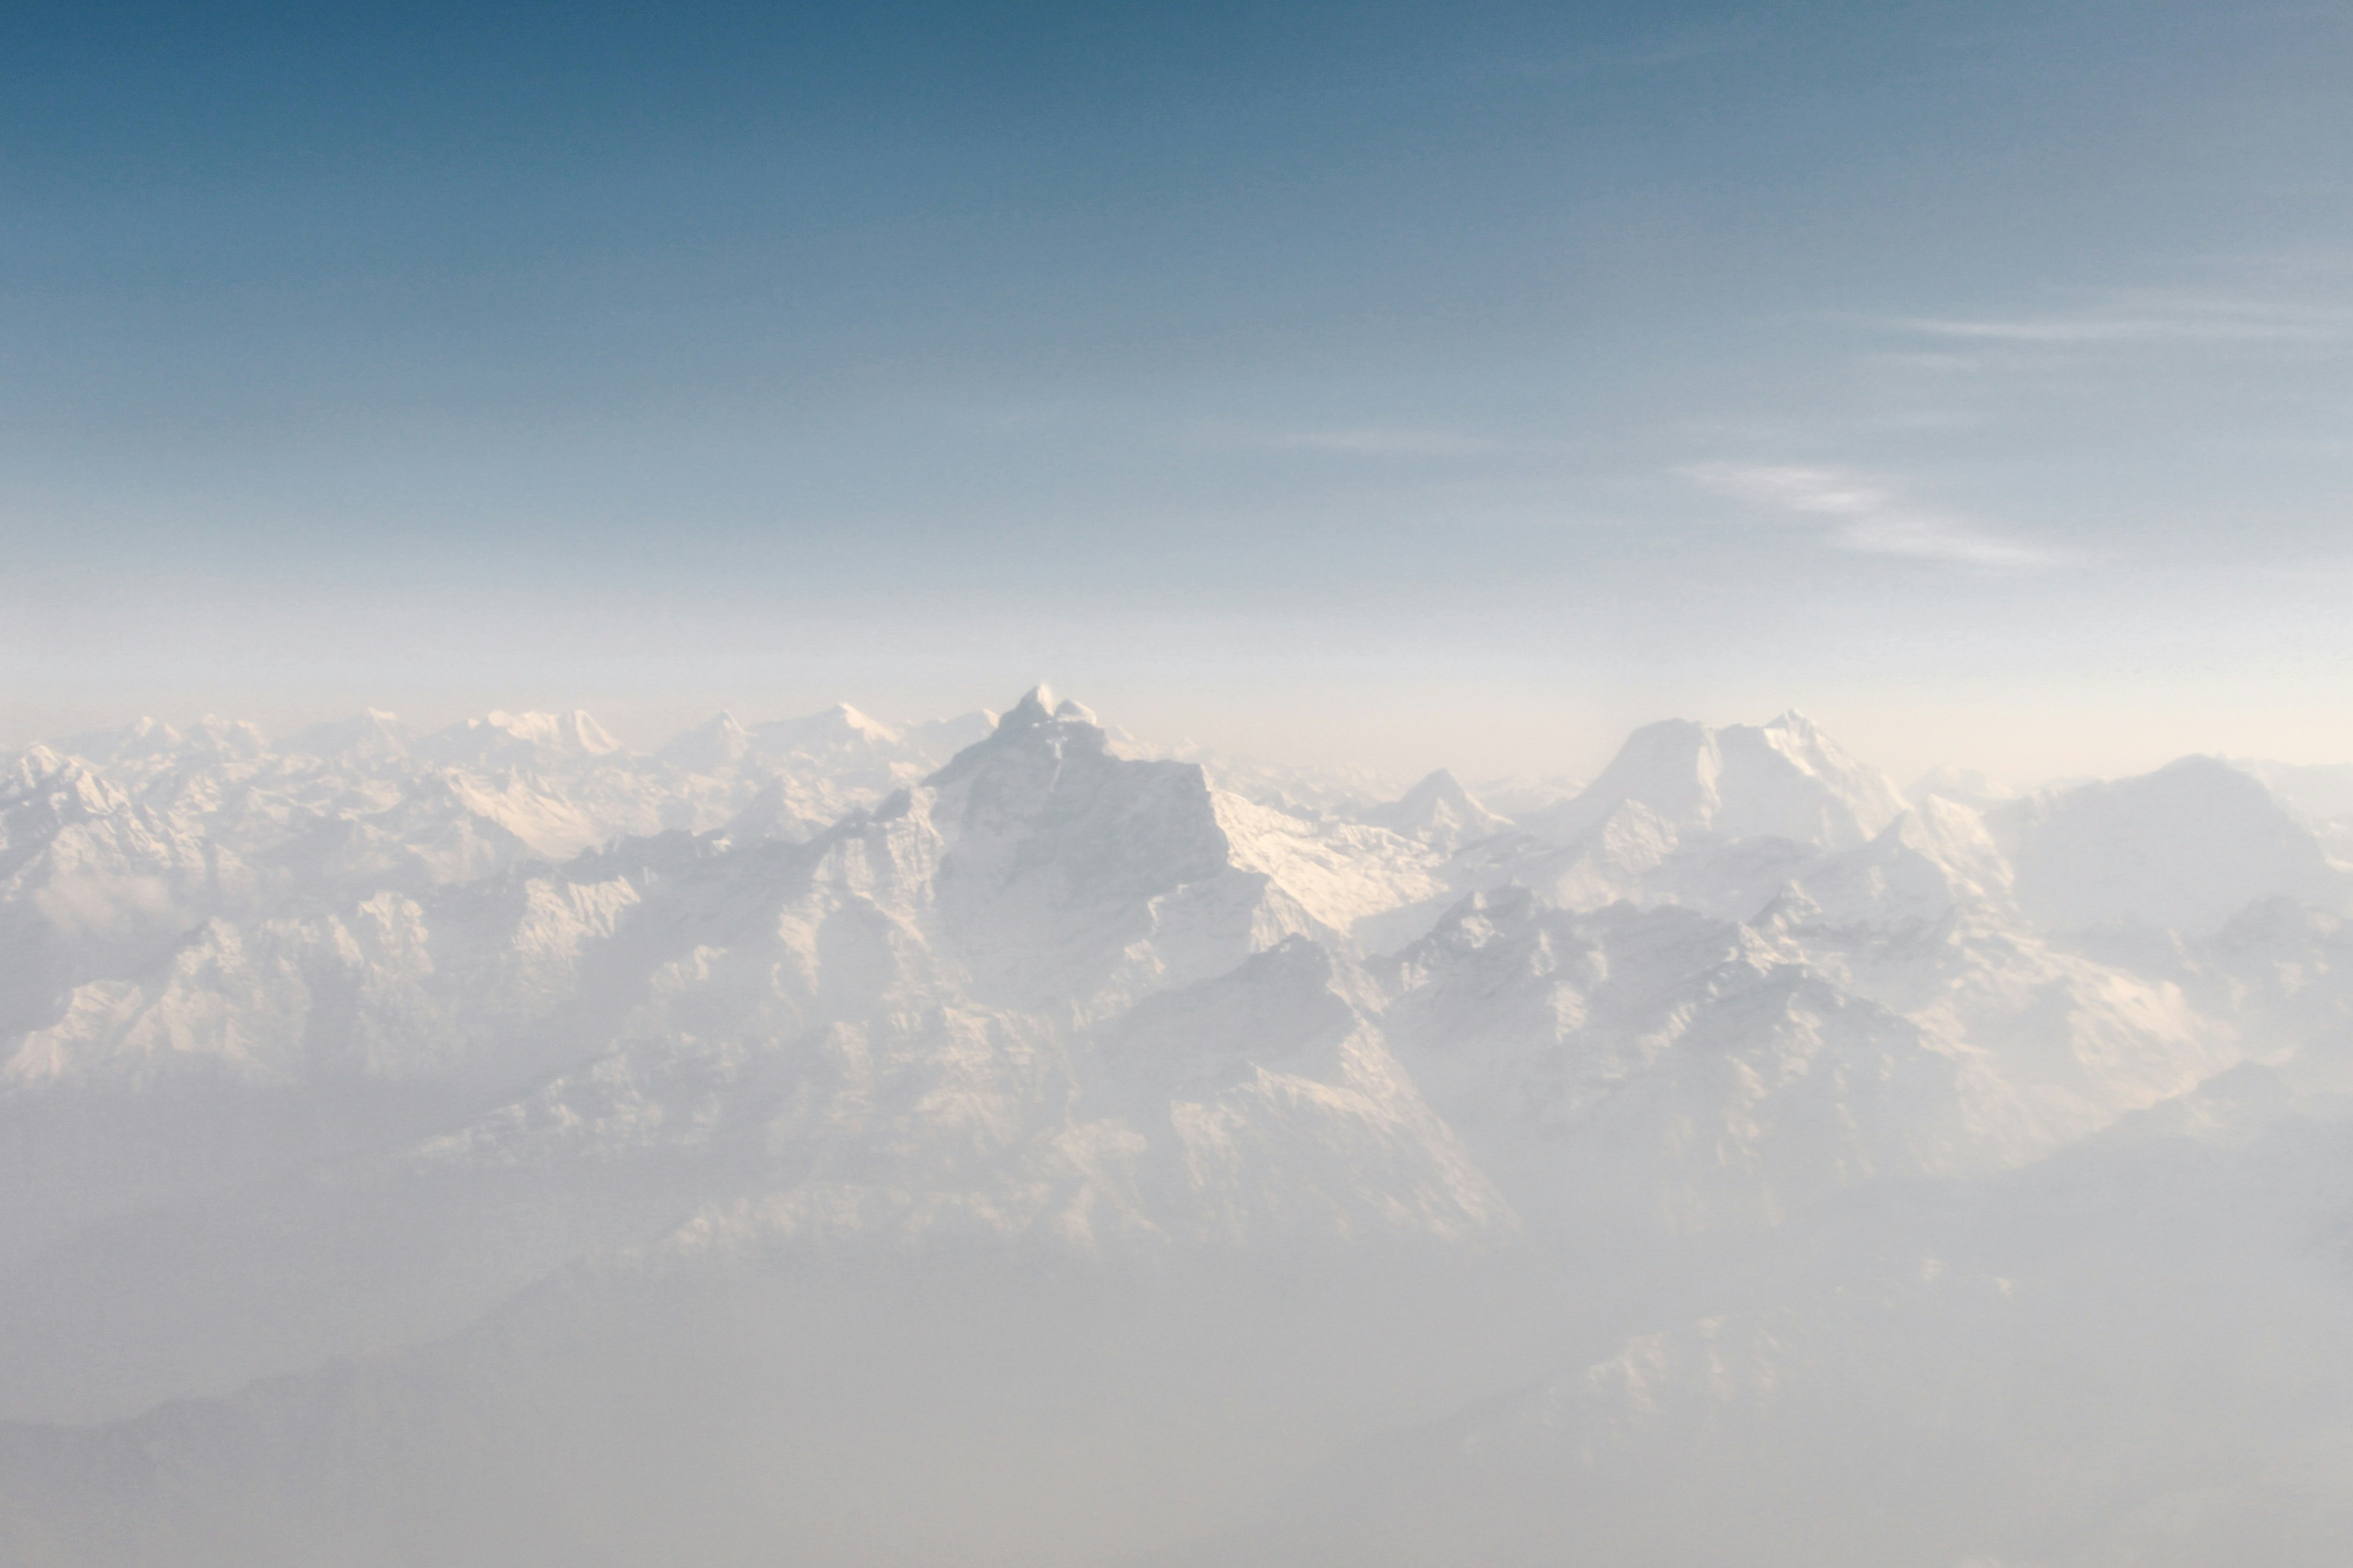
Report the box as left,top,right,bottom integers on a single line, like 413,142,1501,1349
1885,291,2353,348
1683,462,2068,569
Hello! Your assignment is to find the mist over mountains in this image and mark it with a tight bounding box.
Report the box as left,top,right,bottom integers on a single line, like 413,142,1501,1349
4,688,2352,1566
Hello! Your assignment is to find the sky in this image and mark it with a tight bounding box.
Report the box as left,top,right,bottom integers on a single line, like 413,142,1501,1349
4,0,2351,786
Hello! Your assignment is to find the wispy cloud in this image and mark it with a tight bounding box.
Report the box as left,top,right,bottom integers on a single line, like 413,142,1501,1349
1684,462,2067,569
1884,291,2353,349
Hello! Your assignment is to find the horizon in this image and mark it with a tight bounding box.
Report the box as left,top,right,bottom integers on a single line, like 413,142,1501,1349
12,679,2350,799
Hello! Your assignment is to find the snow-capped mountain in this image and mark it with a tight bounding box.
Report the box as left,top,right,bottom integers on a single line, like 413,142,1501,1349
1518,711,1908,849
3,689,2350,1566
415,708,622,770
1358,768,1513,852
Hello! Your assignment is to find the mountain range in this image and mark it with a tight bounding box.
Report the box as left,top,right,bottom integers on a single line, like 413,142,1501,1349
3,688,2350,1566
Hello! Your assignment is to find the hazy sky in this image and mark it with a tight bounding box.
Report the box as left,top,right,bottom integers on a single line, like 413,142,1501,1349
5,1,2351,784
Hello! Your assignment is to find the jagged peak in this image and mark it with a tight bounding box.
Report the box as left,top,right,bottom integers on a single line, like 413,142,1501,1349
821,701,893,737
1361,766,1512,849
1402,767,1469,803
659,711,757,771
993,684,1104,737
464,709,616,748
1003,685,1058,728
517,709,619,754
1531,710,1905,850
751,702,901,752
933,686,1113,784
412,708,622,770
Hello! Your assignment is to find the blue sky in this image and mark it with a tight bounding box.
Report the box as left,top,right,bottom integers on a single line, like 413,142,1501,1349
5,1,2351,782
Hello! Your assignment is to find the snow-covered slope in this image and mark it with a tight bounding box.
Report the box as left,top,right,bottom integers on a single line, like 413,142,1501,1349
1521,712,1907,850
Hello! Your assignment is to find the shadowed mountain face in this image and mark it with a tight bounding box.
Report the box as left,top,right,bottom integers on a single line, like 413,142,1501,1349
3,693,2352,1566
